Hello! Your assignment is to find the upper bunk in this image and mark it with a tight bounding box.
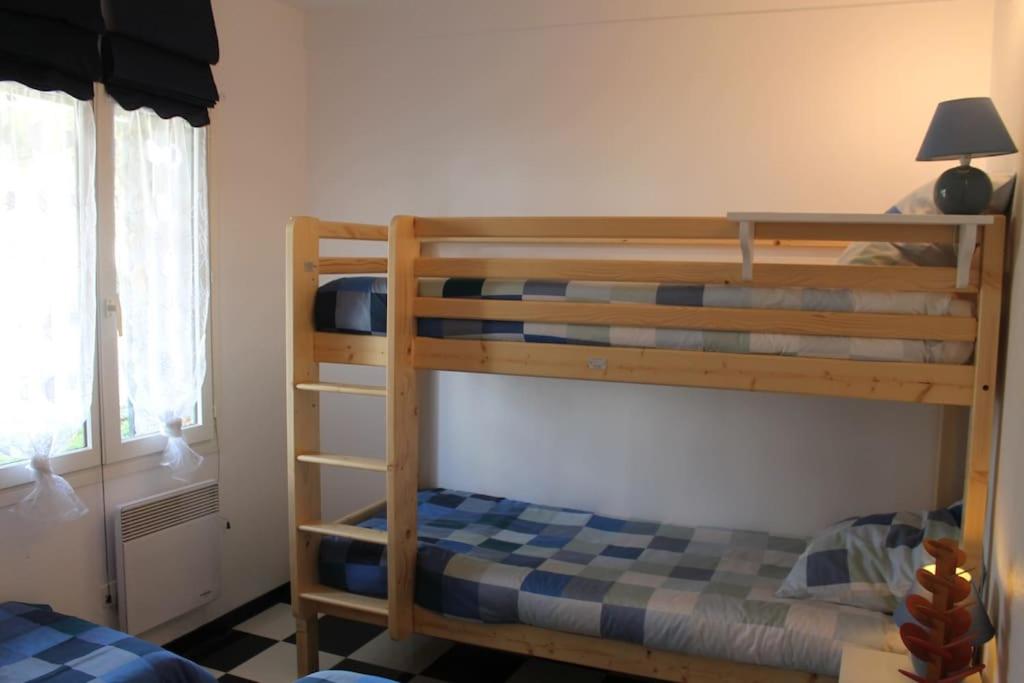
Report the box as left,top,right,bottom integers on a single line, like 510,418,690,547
294,212,1005,408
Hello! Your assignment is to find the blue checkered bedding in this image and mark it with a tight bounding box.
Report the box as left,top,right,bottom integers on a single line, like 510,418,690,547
297,674,397,682
319,489,905,676
0,602,214,682
315,276,973,363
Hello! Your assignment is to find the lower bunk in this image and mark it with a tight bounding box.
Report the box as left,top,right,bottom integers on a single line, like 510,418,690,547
319,489,907,681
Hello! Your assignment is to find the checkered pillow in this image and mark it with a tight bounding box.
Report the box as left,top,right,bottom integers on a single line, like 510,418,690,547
315,276,387,335
775,503,961,612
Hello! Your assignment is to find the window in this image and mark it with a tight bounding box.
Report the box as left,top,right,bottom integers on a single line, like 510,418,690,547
0,85,212,488
0,83,99,478
100,102,213,464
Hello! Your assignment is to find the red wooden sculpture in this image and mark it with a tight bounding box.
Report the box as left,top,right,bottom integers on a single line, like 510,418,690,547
898,538,984,683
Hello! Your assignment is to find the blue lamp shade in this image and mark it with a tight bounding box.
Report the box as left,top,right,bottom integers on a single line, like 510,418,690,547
917,97,1018,161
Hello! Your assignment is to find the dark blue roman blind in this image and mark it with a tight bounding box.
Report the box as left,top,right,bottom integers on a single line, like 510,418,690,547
0,0,104,100
101,0,220,127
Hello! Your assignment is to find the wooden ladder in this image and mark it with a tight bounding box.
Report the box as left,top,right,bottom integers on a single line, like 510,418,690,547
286,216,411,676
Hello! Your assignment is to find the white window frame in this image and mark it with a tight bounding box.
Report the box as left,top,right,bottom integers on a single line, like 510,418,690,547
0,87,215,489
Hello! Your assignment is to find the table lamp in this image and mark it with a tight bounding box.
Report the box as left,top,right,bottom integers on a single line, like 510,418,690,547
917,97,1017,214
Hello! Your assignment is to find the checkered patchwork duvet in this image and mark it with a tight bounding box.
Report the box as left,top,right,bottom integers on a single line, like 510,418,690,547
0,602,214,682
315,276,973,363
319,490,905,676
297,674,397,682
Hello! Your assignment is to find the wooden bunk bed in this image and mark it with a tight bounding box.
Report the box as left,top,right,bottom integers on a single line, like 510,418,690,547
285,213,1005,683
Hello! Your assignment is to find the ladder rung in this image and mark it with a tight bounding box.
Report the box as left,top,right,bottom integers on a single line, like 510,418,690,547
297,453,387,472
295,382,386,397
301,586,389,616
299,522,387,545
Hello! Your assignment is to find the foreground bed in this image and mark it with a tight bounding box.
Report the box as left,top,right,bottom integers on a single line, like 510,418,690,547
0,602,214,683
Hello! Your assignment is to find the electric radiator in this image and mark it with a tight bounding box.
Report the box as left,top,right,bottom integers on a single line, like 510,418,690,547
114,479,222,634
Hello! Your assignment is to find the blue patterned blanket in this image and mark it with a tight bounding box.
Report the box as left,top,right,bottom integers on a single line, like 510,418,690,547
297,674,396,682
319,489,904,676
315,276,973,363
0,602,214,682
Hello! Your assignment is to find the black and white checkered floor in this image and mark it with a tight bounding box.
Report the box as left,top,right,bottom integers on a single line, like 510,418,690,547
169,597,658,683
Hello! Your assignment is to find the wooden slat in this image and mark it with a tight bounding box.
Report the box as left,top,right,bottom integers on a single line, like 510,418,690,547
319,257,388,274
285,217,322,676
416,216,734,239
337,498,388,526
315,333,387,366
414,258,973,293
316,220,388,241
418,237,852,247
960,218,1005,571
299,522,388,545
296,381,386,397
301,587,390,617
414,608,832,683
386,215,420,639
413,297,977,342
413,215,958,243
413,338,975,406
303,596,388,627
297,453,387,472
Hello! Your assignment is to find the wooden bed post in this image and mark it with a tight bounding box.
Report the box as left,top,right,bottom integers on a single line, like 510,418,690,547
934,406,968,507
960,217,1005,574
286,216,322,674
387,215,420,639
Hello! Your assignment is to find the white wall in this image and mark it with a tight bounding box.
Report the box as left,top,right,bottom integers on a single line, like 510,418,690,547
307,0,996,535
0,0,307,643
986,1,1023,680
184,0,308,642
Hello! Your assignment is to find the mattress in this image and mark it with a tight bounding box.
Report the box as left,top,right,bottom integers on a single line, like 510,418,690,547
319,489,905,676
0,602,214,683
315,276,973,364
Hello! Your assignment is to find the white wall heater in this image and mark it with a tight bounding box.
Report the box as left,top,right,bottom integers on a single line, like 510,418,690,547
115,479,222,635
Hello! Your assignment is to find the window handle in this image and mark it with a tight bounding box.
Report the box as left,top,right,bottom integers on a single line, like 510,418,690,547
104,297,123,337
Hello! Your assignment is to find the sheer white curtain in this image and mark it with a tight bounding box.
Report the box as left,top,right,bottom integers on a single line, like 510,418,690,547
114,107,209,479
0,82,96,527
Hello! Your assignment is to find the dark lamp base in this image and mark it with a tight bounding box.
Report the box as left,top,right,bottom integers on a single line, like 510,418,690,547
933,164,993,215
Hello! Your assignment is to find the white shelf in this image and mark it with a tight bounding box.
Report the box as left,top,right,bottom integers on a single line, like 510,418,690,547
839,646,983,683
727,212,994,225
